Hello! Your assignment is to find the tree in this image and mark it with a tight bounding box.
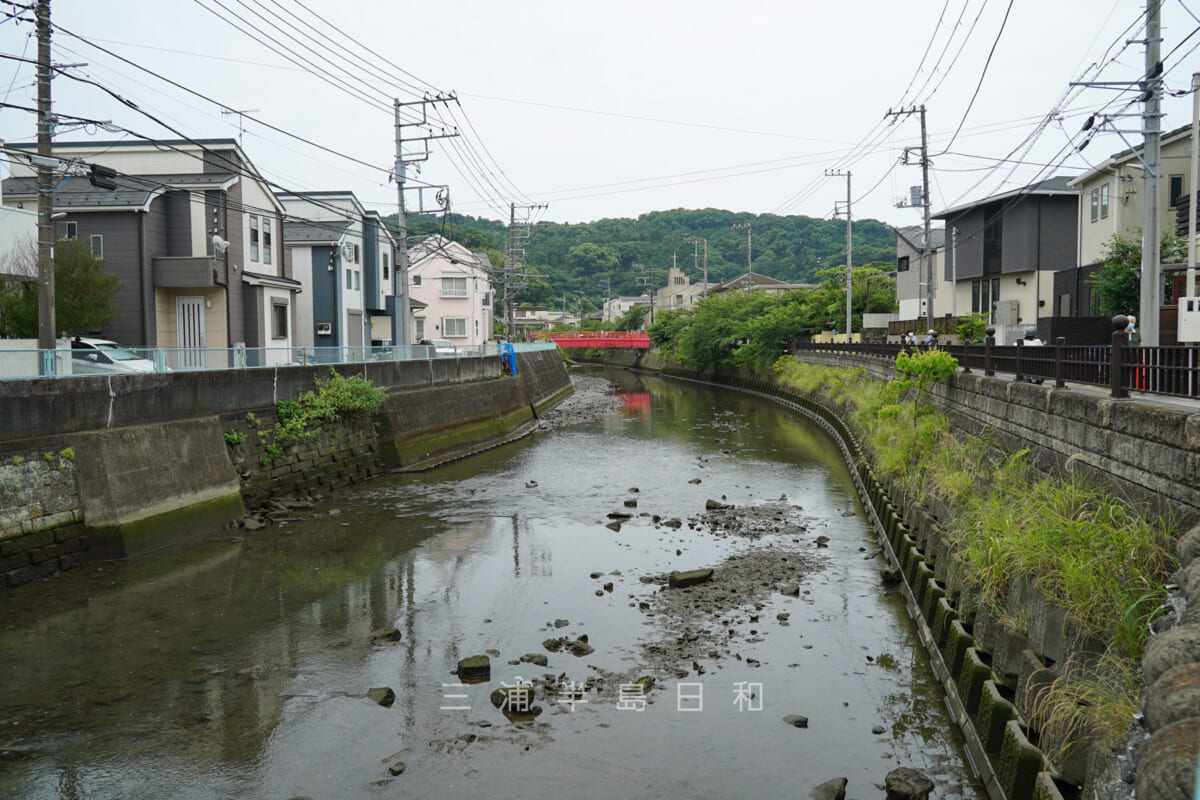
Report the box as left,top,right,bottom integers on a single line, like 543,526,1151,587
1088,231,1186,318
614,304,648,331
0,236,123,338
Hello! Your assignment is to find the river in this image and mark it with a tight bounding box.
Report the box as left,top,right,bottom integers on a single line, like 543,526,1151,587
0,368,986,799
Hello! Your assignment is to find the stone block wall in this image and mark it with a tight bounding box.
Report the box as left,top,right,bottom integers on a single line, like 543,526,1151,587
0,449,87,587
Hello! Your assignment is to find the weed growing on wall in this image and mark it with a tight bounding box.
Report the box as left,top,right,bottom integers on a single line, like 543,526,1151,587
773,358,1177,750
260,369,387,465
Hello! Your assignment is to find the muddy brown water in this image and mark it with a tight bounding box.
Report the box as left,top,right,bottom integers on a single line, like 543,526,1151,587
0,369,986,800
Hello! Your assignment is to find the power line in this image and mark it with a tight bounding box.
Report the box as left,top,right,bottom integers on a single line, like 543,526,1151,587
934,0,1015,155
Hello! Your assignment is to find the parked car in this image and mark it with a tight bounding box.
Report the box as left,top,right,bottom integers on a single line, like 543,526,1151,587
430,339,458,357
70,336,156,374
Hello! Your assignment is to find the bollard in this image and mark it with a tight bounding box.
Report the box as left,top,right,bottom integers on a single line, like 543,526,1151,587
1054,337,1066,389
1014,339,1024,383
984,326,996,376
1110,315,1129,399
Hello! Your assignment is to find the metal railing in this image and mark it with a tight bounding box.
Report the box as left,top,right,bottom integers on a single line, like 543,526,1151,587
792,316,1200,401
0,341,557,380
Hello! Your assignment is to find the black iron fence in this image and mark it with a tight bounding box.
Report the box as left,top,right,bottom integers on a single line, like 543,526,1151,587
792,316,1200,400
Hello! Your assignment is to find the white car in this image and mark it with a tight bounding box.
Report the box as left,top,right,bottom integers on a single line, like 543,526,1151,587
70,336,156,375
430,339,458,357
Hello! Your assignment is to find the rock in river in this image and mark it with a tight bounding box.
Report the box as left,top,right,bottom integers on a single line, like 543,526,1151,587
368,627,402,645
808,777,847,800
884,767,935,799
783,714,808,728
366,687,395,707
457,655,491,681
669,569,714,589
520,653,549,667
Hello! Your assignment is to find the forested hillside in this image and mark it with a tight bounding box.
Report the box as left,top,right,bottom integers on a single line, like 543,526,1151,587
393,208,897,308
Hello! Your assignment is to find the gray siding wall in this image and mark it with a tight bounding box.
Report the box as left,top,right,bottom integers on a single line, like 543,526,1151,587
363,217,379,312
224,181,245,346
242,285,263,348
164,191,192,257
311,246,340,347
1000,200,1039,274
1037,198,1078,272
944,208,985,280
59,211,147,346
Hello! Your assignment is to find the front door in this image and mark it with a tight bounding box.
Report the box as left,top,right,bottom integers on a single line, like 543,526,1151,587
177,295,207,369
347,311,363,355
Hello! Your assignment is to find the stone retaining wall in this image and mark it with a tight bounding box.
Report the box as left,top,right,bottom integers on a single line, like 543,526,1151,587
0,351,572,589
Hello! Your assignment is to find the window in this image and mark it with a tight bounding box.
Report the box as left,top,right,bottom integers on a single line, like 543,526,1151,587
249,215,259,261
353,244,360,264
346,268,353,290
442,317,467,337
1099,183,1110,219
1090,189,1099,222
475,319,480,336
55,220,77,240
991,278,1000,310
263,218,272,265
483,292,491,307
441,275,468,298
412,274,422,286
354,271,360,291
89,234,103,259
272,301,288,339
383,253,389,281
415,318,426,340
897,255,910,272
971,280,980,313
980,279,991,315
1170,175,1185,207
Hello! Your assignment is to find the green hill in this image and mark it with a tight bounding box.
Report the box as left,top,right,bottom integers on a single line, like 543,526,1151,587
391,208,896,308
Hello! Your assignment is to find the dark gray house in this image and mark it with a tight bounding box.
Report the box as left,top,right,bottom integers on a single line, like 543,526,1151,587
1,139,300,363
932,176,1078,336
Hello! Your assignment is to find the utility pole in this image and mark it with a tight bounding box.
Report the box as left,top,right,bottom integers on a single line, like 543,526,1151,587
733,222,753,277
951,226,959,317
827,169,852,342
394,95,458,348
634,263,655,326
887,105,933,332
1140,0,1163,346
600,277,612,323
35,0,54,361
503,202,547,339
1187,71,1199,303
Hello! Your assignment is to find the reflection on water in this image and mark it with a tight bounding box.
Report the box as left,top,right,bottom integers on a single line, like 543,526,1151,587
0,369,985,799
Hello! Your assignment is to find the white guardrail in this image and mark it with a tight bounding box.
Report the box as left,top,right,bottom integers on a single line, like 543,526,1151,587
0,342,558,380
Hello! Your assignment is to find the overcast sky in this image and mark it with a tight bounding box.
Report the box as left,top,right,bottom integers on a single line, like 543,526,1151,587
1,1,1198,230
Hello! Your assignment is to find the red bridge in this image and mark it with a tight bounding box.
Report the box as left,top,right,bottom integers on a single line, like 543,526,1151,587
534,331,651,349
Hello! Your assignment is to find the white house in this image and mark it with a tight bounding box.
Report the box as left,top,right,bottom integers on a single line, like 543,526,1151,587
407,234,494,347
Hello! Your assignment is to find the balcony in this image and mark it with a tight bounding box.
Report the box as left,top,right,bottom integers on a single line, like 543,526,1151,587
153,256,217,288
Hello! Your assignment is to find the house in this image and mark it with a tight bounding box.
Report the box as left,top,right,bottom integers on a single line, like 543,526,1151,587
707,271,816,295
407,234,494,346
0,173,35,276
932,176,1078,340
1069,125,1194,320
1,139,300,363
654,265,716,311
277,192,400,349
893,225,946,324
602,295,651,324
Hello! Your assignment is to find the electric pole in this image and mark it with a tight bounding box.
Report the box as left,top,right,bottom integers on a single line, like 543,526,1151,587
394,95,458,348
36,0,54,361
600,277,612,323
503,202,547,339
827,169,852,342
733,222,753,277
1140,0,1163,346
887,105,934,332
1187,71,1199,303
634,263,655,326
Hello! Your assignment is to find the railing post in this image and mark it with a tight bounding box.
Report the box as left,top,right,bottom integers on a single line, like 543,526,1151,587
1054,337,1066,389
960,341,972,373
984,326,995,376
1014,339,1025,382
1111,315,1129,399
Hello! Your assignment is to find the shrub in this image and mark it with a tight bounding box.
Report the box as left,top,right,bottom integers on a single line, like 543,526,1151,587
260,369,386,463
224,430,246,446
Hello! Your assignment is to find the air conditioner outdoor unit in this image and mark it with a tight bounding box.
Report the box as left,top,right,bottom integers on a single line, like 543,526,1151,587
994,299,1020,327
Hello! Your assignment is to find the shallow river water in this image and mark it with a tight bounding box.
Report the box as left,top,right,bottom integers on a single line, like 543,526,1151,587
0,368,986,800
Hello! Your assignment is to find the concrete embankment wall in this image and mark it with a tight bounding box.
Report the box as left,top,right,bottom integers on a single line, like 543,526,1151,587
577,348,1198,800
0,349,571,586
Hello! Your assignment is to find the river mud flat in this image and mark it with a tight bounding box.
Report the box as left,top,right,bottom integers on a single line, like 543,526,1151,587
0,369,984,800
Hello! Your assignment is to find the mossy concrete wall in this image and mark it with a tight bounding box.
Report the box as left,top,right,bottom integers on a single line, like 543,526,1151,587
0,351,572,588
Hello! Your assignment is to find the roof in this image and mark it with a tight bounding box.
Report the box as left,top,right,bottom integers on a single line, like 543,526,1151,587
281,220,350,244
1068,124,1194,187
894,225,946,251
932,175,1077,220
2,172,236,211
242,270,302,291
